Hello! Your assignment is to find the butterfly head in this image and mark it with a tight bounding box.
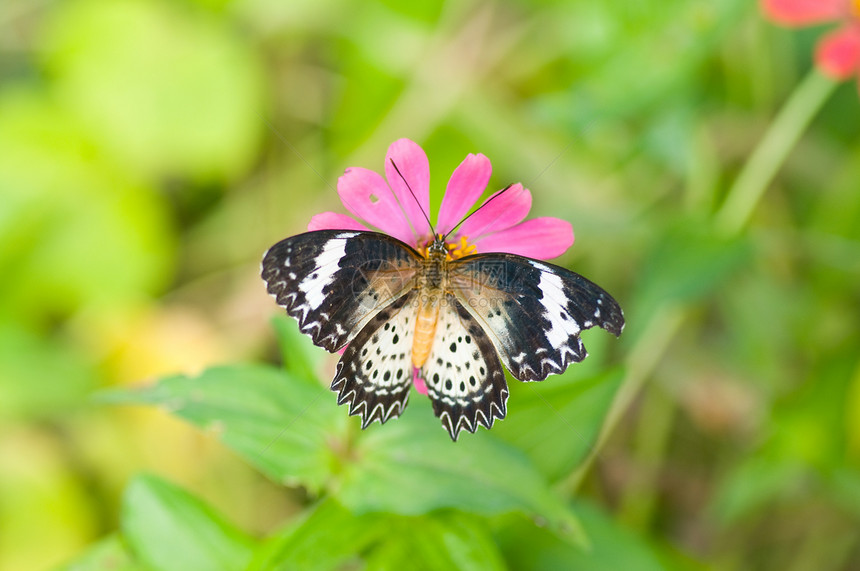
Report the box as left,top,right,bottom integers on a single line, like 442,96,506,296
427,233,448,258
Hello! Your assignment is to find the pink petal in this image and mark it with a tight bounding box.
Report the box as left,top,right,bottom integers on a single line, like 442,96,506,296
307,212,370,232
436,153,492,235
384,139,432,241
412,368,428,395
337,167,415,244
815,25,860,80
457,184,532,240
760,0,845,26
473,217,574,260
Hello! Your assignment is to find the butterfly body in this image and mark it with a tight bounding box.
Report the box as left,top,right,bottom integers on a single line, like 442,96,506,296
411,235,449,367
262,229,623,440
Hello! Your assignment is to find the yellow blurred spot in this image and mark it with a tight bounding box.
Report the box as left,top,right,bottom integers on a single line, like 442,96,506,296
74,303,230,384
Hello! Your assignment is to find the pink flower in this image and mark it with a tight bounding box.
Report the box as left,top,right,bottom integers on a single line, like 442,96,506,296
309,138,575,395
309,138,574,260
762,0,860,83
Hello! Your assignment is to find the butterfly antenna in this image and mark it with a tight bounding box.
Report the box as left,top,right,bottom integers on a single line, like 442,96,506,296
390,159,436,237
443,183,515,241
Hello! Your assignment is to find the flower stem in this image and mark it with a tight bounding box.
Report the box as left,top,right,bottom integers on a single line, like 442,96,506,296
714,70,837,237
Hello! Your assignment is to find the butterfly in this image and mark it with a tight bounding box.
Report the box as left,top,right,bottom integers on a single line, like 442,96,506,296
261,219,624,440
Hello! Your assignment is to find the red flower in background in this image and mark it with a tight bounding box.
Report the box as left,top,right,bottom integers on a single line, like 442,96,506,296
762,0,860,82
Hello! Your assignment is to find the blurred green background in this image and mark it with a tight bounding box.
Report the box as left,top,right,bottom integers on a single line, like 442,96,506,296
2,0,860,569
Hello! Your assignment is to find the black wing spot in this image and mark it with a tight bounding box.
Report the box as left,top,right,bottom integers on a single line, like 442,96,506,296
433,372,440,384
479,366,485,375
469,376,476,386
449,342,457,352
396,369,403,379
392,334,400,344
464,335,471,344
459,381,466,392
362,348,368,357
384,322,390,330
384,371,391,381
445,379,453,390
366,360,373,370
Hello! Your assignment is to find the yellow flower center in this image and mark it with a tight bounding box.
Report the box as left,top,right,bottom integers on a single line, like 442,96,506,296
854,0,860,18
448,236,478,260
417,235,478,260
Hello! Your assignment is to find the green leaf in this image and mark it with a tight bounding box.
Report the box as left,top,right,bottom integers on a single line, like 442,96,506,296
495,501,672,571
491,370,622,482
121,474,253,571
248,499,385,571
100,364,344,493
56,535,144,571
335,398,586,544
365,512,506,571
270,314,324,385
250,502,506,571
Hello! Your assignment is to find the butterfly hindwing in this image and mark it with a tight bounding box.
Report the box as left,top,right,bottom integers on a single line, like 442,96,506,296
262,230,423,351
331,292,418,427
449,254,624,382
421,295,509,440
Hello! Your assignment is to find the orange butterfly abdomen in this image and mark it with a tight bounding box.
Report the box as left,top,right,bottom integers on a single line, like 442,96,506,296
411,297,440,368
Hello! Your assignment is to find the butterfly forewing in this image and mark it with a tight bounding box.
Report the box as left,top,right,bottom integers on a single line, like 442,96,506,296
420,295,509,440
262,230,423,351
448,254,624,382
331,292,418,427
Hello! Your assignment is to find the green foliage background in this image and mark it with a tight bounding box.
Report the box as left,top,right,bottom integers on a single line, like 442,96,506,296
1,0,859,569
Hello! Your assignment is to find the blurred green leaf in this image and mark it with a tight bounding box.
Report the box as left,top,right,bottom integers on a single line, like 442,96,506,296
631,220,750,337
101,365,345,493
365,511,506,571
0,89,174,322
335,398,586,544
248,499,385,571
491,370,622,482
270,314,325,385
56,534,143,571
0,325,97,420
251,501,506,571
39,0,265,181
495,500,673,571
121,474,253,571
709,456,806,525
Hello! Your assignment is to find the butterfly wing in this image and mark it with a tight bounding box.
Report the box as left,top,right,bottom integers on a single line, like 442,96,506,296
330,291,418,427
448,254,624,382
420,294,509,440
262,230,423,351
